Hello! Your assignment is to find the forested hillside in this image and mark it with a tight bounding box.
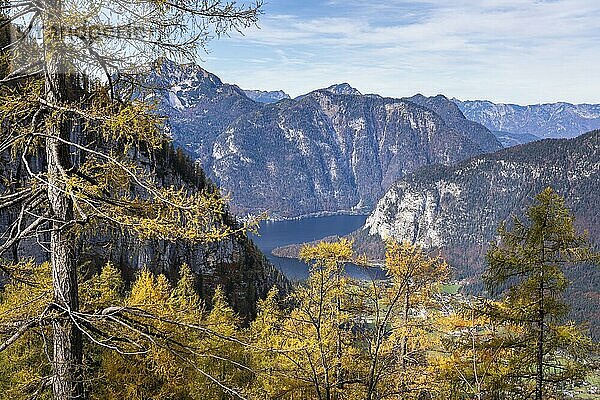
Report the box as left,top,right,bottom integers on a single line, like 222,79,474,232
353,131,600,336
0,142,287,317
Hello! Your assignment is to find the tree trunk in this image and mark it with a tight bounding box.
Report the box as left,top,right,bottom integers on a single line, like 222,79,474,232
47,99,84,400
47,83,84,400
44,5,84,397
335,268,343,392
536,274,544,400
536,222,547,400
401,289,409,369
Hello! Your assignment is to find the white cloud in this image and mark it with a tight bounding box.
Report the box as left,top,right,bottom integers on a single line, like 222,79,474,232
203,0,600,104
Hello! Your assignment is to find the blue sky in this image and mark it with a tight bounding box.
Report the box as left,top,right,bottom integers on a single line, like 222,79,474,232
202,0,600,104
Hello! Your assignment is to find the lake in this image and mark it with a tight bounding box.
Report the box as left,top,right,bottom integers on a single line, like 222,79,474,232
250,214,377,281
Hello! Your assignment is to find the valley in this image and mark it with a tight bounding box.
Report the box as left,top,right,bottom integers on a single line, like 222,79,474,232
1,0,599,397
141,60,600,340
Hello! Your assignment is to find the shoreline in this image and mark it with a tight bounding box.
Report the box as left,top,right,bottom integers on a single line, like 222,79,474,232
271,235,344,259
263,209,371,223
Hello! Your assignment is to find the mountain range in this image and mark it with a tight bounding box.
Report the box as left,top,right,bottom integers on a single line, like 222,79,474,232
454,98,600,140
213,90,502,218
145,59,502,218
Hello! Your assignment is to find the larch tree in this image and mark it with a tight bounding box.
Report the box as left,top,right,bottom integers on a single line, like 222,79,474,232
0,0,262,399
357,240,449,400
247,287,285,398
484,187,599,399
0,262,256,399
435,298,523,400
251,239,356,399
296,238,354,400
248,239,452,400
384,241,449,371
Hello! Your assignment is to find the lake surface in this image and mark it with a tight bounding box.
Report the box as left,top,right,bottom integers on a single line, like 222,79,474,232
250,214,374,281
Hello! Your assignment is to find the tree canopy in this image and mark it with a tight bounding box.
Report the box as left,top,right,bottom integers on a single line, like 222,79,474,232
0,1,262,398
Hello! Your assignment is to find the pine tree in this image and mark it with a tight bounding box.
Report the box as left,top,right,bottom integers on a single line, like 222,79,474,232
484,187,599,399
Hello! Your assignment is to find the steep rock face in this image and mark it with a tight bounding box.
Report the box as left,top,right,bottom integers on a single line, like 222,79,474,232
454,99,600,139
363,131,599,254
243,89,290,104
146,61,501,218
405,94,501,149
211,90,501,218
355,131,599,335
0,147,287,318
86,227,285,317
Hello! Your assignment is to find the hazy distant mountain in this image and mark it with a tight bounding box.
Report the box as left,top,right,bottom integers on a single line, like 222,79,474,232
353,131,600,336
142,60,501,218
243,89,291,103
453,98,600,139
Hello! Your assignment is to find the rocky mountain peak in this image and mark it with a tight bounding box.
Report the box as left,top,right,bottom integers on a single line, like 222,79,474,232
151,58,224,89
324,83,362,96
